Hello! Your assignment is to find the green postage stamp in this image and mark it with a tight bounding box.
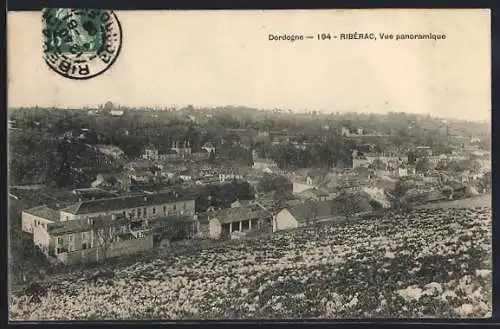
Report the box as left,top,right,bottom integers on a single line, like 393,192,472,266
42,8,122,79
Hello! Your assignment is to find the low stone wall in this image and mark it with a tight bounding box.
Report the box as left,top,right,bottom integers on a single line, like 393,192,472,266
57,235,154,265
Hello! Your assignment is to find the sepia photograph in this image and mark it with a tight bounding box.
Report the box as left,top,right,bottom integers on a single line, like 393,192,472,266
7,8,491,320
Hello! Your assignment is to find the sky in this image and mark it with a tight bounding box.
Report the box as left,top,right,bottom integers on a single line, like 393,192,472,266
8,9,491,122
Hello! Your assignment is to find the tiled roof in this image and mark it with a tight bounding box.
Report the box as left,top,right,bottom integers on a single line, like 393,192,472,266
196,212,212,224
23,205,60,222
204,205,272,224
47,215,127,236
149,214,193,228
298,188,330,198
60,191,195,215
73,188,117,198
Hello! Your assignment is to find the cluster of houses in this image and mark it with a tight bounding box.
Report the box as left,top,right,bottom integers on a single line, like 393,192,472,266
17,130,490,267
141,141,215,161
21,183,361,266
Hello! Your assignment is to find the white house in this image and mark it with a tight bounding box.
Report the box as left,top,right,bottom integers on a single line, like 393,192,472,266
201,142,216,154
58,192,196,223
179,174,193,182
22,205,60,234
219,172,243,183
253,159,279,171
110,109,124,116
96,145,125,159
397,166,408,177
206,205,273,240
341,127,351,137
142,145,159,161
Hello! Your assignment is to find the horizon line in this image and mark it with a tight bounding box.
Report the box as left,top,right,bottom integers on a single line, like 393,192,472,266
8,105,490,124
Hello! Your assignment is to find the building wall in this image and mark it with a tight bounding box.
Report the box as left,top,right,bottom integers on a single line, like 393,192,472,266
60,211,77,222
352,157,370,169
209,218,222,239
62,200,196,222
253,162,277,170
365,155,402,163
53,230,92,254
33,225,53,255
57,246,100,265
107,235,154,258
142,148,159,161
21,212,55,233
57,235,153,265
275,209,299,232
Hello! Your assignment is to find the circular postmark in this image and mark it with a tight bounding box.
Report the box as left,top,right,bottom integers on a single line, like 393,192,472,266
42,8,122,80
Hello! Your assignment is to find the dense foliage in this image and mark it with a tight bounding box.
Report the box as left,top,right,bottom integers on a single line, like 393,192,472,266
9,106,490,186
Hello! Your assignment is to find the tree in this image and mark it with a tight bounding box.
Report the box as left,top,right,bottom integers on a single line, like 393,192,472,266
369,159,386,170
335,192,371,221
478,171,491,193
257,174,292,194
442,186,454,200
444,159,481,174
208,150,216,163
415,158,432,173
257,173,275,194
304,199,318,227
103,101,114,112
272,188,289,213
91,216,128,261
390,179,408,210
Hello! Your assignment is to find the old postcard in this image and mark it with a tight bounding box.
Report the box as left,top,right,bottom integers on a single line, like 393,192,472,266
7,9,491,320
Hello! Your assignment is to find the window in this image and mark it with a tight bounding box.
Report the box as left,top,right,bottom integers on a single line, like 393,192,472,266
163,206,166,213
152,207,156,214
183,203,186,210
66,216,69,221
123,211,126,218
138,208,142,216
173,204,177,211
242,220,250,231
143,208,147,216
69,235,73,242
57,237,62,245
131,220,143,230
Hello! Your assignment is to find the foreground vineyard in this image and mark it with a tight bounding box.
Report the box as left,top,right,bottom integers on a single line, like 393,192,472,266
10,206,491,320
